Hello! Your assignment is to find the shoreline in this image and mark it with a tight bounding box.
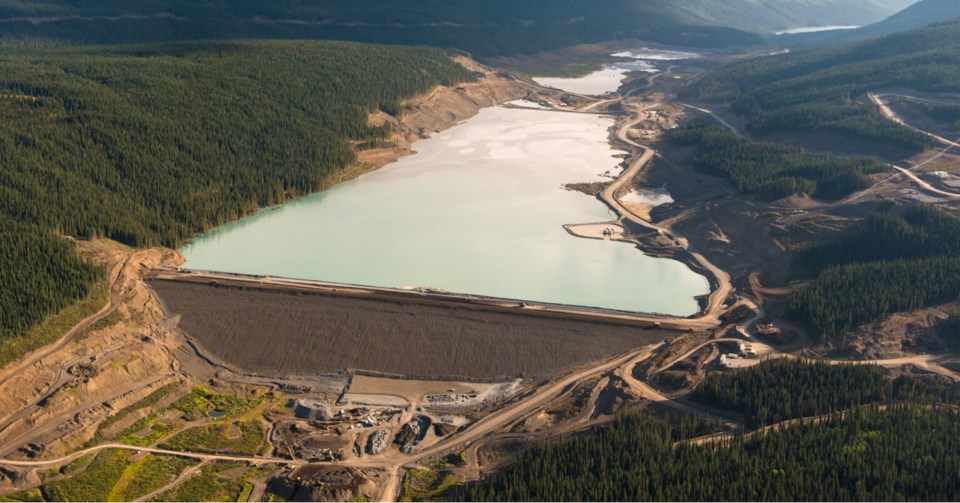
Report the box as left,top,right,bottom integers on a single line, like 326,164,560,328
146,268,706,329
176,54,735,325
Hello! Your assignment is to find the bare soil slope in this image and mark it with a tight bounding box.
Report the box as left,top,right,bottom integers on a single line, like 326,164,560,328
149,279,672,380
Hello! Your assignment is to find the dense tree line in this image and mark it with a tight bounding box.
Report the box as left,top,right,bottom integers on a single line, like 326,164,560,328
0,219,102,340
0,40,470,248
682,20,960,154
789,206,960,339
791,257,960,340
689,358,958,427
0,40,470,344
917,102,960,127
793,205,960,276
935,315,960,352
0,0,900,41
461,405,960,501
689,359,892,427
0,0,762,57
669,120,883,201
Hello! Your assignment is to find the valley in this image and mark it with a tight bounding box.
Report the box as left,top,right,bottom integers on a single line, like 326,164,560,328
1,3,960,501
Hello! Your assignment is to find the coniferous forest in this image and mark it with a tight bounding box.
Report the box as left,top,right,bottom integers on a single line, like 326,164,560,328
0,40,470,345
916,102,960,127
689,359,892,426
789,206,960,340
681,19,960,154
689,358,959,426
464,360,960,501
791,257,960,340
0,220,102,339
461,405,960,501
0,0,764,57
669,120,884,201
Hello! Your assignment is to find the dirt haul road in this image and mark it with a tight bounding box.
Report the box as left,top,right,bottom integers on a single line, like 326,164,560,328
868,92,960,199
0,69,749,502
603,105,733,322
349,343,667,501
0,343,668,501
678,94,960,211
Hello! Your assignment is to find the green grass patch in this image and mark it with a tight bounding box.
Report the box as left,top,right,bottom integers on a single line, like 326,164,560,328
0,488,44,502
87,382,181,446
43,449,129,502
172,387,265,421
59,454,92,476
0,281,108,369
399,468,464,502
108,454,195,501
116,412,180,447
81,309,124,338
149,462,249,502
237,482,254,503
428,452,466,470
160,420,265,456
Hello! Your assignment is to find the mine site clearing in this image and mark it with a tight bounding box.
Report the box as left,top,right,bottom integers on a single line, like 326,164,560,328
2,45,960,502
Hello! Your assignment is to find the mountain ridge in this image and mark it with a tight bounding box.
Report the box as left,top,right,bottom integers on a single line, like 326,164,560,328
0,0,920,55
662,0,916,33
780,0,960,47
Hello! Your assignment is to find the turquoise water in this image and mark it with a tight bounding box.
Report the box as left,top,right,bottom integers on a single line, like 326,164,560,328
533,48,701,96
180,107,710,315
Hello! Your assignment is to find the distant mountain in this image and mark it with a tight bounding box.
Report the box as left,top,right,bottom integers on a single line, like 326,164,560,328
0,0,762,56
781,0,960,47
0,0,929,57
662,0,917,33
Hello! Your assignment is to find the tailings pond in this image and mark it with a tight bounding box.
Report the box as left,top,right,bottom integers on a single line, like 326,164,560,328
533,47,702,96
180,107,710,315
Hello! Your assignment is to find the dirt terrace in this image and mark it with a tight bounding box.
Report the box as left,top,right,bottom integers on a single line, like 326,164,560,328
149,278,676,381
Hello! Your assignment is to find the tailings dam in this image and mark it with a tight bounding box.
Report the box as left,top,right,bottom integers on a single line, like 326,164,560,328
149,275,677,380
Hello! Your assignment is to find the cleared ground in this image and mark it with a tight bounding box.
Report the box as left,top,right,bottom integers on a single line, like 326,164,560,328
149,278,675,380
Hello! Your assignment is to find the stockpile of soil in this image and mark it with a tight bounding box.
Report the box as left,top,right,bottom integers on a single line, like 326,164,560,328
269,466,374,502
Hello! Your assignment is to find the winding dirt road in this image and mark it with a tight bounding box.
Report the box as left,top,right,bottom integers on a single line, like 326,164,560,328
357,342,666,501
867,92,960,199
0,256,127,391
600,106,733,322
675,103,739,135
0,443,298,468
11,76,960,503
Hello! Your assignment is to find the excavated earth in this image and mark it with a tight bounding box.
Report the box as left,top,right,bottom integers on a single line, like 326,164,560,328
149,278,676,380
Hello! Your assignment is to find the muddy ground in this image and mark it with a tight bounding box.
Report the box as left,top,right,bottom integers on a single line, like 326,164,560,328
149,279,677,381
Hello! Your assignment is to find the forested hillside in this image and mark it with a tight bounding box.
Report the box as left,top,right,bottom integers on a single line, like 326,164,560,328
682,19,959,155
790,206,960,339
782,0,960,48
690,358,958,427
669,120,884,201
0,221,102,340
793,205,960,275
0,40,470,350
0,0,762,56
689,359,890,426
462,405,960,501
666,0,914,33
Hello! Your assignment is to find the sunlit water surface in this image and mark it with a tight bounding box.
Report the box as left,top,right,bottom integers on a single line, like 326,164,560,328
181,107,710,315
533,48,702,96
